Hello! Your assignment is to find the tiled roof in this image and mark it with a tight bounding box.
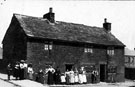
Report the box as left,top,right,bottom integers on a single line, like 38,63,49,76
14,14,124,46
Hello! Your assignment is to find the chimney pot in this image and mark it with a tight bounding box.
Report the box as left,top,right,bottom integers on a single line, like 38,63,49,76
103,18,111,32
49,7,53,13
104,18,107,23
43,7,55,23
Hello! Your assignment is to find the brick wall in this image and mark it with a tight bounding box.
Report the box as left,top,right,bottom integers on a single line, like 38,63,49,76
26,40,124,82
2,16,27,72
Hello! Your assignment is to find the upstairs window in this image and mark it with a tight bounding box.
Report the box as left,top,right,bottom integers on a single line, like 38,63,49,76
84,46,93,53
44,42,53,50
44,44,49,50
107,47,114,56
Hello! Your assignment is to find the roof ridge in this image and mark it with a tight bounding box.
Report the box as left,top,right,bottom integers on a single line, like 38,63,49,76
11,13,125,46
14,13,104,29
13,13,42,19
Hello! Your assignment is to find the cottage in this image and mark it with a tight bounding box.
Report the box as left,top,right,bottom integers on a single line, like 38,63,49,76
125,48,135,80
2,8,125,82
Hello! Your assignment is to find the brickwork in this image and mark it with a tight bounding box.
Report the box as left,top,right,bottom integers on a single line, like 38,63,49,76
26,40,124,82
2,17,27,65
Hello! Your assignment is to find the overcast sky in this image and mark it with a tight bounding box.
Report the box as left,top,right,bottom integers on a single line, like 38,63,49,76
0,0,135,50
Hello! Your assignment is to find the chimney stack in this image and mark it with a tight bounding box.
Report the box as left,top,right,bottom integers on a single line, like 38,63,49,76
103,18,111,32
49,7,53,13
43,7,55,23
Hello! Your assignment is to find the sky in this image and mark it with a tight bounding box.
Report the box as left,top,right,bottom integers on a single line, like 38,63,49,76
0,0,135,50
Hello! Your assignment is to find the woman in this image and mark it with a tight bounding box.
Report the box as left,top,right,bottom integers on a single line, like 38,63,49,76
36,69,44,84
53,67,61,84
74,68,79,84
69,69,75,85
65,70,70,85
78,67,83,84
14,62,20,80
47,65,55,85
82,69,87,84
27,64,34,80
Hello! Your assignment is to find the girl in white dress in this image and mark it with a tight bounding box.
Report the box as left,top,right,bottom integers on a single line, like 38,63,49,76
69,69,75,85
82,70,87,84
27,66,34,80
74,68,79,84
60,73,66,84
78,67,83,84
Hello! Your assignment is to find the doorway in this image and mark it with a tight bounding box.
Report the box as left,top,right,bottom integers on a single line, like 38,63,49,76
100,64,106,82
65,64,73,71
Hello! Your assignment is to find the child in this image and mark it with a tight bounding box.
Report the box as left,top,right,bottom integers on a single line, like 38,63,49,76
60,73,66,84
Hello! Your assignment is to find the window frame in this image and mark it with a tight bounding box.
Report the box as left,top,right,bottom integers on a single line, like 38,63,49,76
84,46,93,53
107,47,114,56
44,41,53,51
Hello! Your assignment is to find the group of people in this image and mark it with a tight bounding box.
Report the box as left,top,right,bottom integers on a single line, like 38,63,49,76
37,66,88,85
7,60,34,80
43,66,99,85
7,62,99,85
63,67,87,85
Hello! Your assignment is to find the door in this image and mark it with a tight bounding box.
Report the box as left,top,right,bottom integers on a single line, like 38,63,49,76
65,64,73,71
100,64,106,82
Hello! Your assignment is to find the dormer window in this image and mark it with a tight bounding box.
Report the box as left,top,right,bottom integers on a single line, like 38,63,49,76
84,46,93,53
107,47,114,55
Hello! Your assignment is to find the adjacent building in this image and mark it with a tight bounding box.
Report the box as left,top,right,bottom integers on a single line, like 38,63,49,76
2,8,125,82
125,48,135,80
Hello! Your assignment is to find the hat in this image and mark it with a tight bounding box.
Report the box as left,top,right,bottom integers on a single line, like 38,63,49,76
20,60,25,63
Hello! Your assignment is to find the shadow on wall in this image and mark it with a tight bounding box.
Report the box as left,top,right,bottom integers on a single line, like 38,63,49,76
0,60,8,74
125,68,135,80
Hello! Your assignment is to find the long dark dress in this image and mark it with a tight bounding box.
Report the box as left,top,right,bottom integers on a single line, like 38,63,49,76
53,70,61,84
37,71,44,84
19,63,24,80
65,72,70,85
20,69,24,80
13,65,20,80
91,71,96,83
47,71,54,85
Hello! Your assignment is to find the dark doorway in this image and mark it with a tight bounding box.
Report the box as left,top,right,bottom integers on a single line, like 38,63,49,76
65,64,73,71
100,64,106,82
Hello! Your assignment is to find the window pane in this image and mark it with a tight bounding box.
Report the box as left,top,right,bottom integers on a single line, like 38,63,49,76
84,48,87,53
49,45,52,50
44,44,48,50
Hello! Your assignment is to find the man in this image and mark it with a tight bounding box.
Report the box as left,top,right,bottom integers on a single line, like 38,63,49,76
7,63,12,80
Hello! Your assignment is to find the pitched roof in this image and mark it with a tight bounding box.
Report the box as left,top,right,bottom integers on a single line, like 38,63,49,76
125,48,135,56
14,13,124,46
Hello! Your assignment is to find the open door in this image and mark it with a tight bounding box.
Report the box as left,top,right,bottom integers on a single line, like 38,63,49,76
65,64,73,71
100,64,106,82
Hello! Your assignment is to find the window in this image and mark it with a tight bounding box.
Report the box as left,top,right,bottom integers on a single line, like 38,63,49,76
44,42,53,50
107,47,114,56
84,46,93,53
44,44,49,50
125,57,129,63
130,57,134,63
